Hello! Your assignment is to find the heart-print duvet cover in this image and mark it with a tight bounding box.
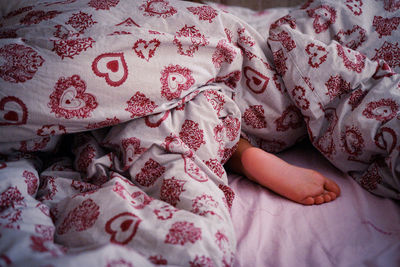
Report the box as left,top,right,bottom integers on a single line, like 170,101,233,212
0,0,399,266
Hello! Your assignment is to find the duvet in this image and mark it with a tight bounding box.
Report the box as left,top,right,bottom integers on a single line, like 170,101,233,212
0,0,399,266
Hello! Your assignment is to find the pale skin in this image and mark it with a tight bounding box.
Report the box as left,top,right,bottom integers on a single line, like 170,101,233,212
226,138,341,205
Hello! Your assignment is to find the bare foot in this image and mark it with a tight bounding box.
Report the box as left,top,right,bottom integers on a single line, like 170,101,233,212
240,146,341,205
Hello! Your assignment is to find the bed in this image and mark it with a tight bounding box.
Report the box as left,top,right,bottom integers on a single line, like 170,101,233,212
212,1,400,266
230,140,400,267
0,0,399,266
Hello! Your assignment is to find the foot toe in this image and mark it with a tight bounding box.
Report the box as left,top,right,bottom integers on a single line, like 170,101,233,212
323,193,332,202
327,191,337,200
314,195,325,205
302,197,315,205
324,179,341,196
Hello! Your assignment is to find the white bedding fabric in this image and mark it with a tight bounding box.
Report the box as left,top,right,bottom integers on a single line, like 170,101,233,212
1,0,400,266
229,141,400,267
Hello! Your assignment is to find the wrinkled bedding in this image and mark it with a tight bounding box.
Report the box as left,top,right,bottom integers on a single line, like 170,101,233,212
267,0,400,199
230,140,400,267
0,0,297,265
0,0,399,266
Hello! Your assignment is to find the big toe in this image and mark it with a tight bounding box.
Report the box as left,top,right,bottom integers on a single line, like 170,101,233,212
324,179,341,196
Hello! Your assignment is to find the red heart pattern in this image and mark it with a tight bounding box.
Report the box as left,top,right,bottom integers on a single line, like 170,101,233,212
92,53,128,87
336,44,366,73
272,49,288,76
48,75,98,119
362,98,399,122
121,137,147,169
130,191,152,209
53,37,95,60
0,96,28,126
372,41,400,69
341,125,365,156
207,71,241,90
305,43,328,68
0,43,44,83
179,120,205,151
139,0,177,18
126,92,158,118
57,198,100,235
373,62,396,80
243,105,267,129
20,10,62,25
163,134,193,158
105,212,141,245
314,108,338,158
187,5,218,23
164,221,202,245
133,38,160,61
374,127,397,154
212,39,237,68
291,86,310,110
184,156,208,182
160,177,186,207
160,64,195,101
335,25,366,50
173,25,209,57
307,5,337,34
274,105,303,132
2,0,400,264
145,110,170,128
88,0,120,10
346,0,363,16
135,158,165,187
244,67,269,94
36,124,67,136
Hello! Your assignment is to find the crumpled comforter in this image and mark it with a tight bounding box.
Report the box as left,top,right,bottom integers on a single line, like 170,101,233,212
0,0,295,265
0,0,399,266
267,0,400,199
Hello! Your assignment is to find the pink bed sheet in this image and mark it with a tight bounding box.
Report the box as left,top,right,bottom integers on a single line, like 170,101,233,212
229,141,400,267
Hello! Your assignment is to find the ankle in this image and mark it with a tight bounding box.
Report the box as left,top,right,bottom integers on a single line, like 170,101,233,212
240,147,260,174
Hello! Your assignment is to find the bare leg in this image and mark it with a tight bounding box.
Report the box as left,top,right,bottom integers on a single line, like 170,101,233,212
226,138,341,205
